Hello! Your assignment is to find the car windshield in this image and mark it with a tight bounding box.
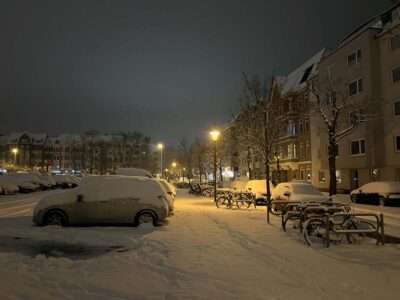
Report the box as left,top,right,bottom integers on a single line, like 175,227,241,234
292,184,322,196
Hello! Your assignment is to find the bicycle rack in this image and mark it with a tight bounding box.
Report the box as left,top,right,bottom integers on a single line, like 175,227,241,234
266,201,385,247
325,213,384,247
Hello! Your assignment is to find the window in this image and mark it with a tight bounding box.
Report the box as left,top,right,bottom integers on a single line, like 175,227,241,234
349,110,360,125
351,139,366,155
300,65,314,84
396,136,400,152
318,171,326,182
300,143,304,157
391,36,400,51
325,65,335,80
299,120,303,133
336,170,342,183
349,78,363,96
347,49,362,67
395,101,400,117
305,117,310,131
392,66,400,83
305,143,310,157
325,90,337,105
300,169,304,180
317,148,321,159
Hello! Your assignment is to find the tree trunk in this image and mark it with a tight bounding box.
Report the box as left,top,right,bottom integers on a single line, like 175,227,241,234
265,159,271,201
328,143,337,196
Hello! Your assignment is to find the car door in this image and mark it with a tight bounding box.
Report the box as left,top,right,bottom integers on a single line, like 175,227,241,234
109,196,141,223
109,181,141,223
70,186,110,224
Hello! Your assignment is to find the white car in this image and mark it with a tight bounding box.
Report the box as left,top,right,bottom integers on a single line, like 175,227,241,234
271,181,329,203
33,176,171,226
0,176,20,194
350,181,400,206
10,173,48,189
53,175,72,188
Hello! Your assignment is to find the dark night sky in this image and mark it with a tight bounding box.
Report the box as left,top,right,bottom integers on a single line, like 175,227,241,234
0,0,392,145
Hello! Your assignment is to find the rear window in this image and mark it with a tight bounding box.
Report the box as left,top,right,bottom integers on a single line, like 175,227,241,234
292,184,322,196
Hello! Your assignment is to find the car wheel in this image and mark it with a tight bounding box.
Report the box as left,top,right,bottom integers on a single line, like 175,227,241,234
378,196,386,206
43,210,67,226
135,210,157,226
350,195,358,203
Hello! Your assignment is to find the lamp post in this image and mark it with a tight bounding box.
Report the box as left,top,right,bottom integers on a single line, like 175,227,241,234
171,162,177,182
12,148,18,165
210,130,221,204
275,151,281,184
157,143,164,178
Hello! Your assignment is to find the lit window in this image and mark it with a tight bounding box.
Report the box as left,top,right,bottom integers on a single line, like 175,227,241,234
349,78,363,96
318,171,325,182
351,139,366,155
347,49,362,67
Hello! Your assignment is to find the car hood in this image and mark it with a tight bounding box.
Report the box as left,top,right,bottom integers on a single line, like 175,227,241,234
35,191,74,211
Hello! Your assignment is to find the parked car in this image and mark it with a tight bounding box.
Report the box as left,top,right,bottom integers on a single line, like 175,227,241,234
38,174,57,189
64,174,81,188
159,179,176,198
244,180,275,205
10,173,49,190
116,168,153,178
0,176,20,195
350,181,400,206
33,176,171,227
53,175,72,189
271,181,329,203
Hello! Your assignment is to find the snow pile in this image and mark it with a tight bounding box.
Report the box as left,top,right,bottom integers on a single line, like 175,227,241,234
0,190,399,299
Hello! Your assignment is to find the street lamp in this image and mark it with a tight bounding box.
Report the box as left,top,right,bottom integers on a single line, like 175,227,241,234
11,148,18,165
171,162,177,182
209,130,221,204
157,143,164,178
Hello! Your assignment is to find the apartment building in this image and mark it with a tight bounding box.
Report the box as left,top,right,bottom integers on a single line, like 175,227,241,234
0,132,50,169
272,48,326,183
311,3,400,192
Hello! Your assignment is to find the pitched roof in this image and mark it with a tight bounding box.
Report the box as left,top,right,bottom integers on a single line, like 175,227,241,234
7,132,47,145
277,48,327,96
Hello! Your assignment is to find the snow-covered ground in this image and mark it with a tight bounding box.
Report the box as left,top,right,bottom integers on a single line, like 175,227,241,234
0,190,400,299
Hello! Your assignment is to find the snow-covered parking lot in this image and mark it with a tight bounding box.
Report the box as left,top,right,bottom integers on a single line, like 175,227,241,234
0,190,400,299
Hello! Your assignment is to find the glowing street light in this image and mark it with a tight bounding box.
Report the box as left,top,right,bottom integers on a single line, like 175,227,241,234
209,130,221,204
157,143,164,178
11,148,18,165
172,162,177,168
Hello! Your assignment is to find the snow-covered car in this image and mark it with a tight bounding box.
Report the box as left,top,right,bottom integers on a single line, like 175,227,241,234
33,176,171,226
159,179,176,197
271,181,329,203
350,181,400,206
244,180,275,205
64,174,81,188
53,175,72,189
10,173,49,190
116,168,153,178
0,176,20,195
38,174,57,189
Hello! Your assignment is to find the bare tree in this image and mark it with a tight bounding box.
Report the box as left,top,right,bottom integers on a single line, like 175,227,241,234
234,72,285,200
309,78,380,195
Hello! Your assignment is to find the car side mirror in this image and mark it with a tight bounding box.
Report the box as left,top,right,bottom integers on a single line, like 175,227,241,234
247,188,252,191
77,194,84,202
284,191,291,197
